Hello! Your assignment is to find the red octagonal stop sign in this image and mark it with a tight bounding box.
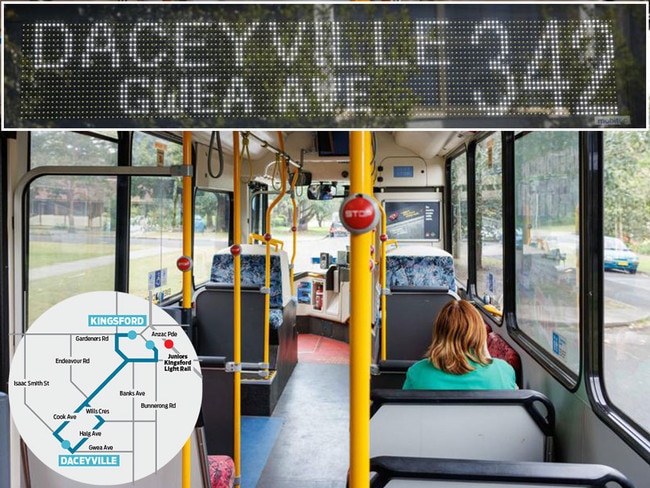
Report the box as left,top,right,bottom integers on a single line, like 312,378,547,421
339,194,380,234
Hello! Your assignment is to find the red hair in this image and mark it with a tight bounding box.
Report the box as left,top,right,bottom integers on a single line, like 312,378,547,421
425,300,491,374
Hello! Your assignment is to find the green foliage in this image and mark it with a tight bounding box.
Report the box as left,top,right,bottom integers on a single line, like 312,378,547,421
603,130,650,241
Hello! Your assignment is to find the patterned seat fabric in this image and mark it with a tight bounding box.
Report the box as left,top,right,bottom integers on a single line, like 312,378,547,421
386,255,456,292
487,332,522,382
208,455,235,488
211,253,284,328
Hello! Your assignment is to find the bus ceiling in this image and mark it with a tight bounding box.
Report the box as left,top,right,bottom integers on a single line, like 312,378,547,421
190,131,476,163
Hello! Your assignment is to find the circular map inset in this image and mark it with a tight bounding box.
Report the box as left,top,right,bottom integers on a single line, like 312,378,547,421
9,292,202,485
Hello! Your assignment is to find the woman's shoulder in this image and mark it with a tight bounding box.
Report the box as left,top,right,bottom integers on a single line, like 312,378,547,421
490,357,516,371
408,358,433,371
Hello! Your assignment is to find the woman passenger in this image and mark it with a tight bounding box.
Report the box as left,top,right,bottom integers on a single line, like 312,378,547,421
403,300,516,390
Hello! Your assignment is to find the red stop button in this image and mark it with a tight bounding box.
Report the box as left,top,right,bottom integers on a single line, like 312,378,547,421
176,255,193,272
339,194,380,234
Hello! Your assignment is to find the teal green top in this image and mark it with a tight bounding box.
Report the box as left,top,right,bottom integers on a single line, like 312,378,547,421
402,357,517,390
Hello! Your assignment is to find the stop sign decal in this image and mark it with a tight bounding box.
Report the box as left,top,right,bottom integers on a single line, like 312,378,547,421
176,255,193,272
339,194,380,234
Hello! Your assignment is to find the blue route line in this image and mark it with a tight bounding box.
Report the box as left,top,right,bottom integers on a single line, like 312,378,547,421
53,332,159,454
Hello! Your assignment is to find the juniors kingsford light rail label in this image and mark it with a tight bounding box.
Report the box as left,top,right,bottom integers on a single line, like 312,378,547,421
2,2,647,129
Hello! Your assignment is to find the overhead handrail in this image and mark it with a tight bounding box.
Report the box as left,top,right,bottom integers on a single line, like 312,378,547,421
245,131,301,169
248,233,284,252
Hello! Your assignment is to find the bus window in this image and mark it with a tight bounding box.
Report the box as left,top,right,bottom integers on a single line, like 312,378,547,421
128,133,183,300
514,131,580,375
27,131,119,325
475,133,503,315
30,131,118,168
269,186,346,274
193,190,231,286
603,131,650,433
451,153,469,288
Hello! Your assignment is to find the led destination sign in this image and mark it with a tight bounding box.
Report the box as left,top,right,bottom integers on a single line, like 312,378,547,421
3,3,646,129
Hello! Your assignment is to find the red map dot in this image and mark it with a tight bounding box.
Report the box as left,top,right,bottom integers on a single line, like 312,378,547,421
164,339,174,349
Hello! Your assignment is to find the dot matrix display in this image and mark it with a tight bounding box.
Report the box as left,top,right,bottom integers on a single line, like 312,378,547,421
3,3,647,129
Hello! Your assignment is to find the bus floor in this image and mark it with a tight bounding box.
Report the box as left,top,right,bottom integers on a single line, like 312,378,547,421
251,334,350,488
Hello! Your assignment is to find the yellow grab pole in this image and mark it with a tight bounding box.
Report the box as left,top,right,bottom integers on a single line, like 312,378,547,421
181,132,193,488
349,131,374,488
368,196,388,361
232,132,242,485
263,137,287,371
281,130,299,296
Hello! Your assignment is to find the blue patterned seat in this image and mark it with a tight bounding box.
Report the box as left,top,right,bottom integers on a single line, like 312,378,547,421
210,245,290,329
386,246,456,292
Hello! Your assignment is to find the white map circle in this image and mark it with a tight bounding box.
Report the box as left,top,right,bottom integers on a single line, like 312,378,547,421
9,291,202,485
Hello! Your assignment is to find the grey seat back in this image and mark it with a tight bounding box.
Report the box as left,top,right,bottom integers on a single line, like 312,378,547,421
369,456,634,488
370,389,554,462
194,283,265,362
383,287,459,360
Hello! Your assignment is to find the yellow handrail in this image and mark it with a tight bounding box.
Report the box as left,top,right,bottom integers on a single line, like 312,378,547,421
263,139,287,374
368,195,388,361
232,131,242,486
181,132,193,488
282,130,299,297
248,233,284,251
349,131,374,488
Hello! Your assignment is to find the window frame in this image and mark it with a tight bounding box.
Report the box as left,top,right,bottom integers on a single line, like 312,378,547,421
505,130,580,391
584,131,650,462
22,131,177,330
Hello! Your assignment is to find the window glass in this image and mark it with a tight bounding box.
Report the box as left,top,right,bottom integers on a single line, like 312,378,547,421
475,134,503,315
271,185,346,274
132,132,182,167
27,175,116,325
194,190,231,285
30,131,117,168
451,154,468,287
514,132,580,374
129,133,183,301
603,130,650,432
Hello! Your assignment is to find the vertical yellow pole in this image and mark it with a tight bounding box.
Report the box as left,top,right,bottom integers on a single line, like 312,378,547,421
349,131,373,488
280,129,299,296
232,132,242,485
263,137,287,371
371,201,388,361
181,132,193,488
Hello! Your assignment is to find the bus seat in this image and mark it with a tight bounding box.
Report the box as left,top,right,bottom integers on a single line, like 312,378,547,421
370,389,554,462
207,456,235,488
194,284,266,362
194,396,235,488
198,356,234,458
210,244,292,325
371,321,523,390
381,286,460,361
386,246,456,292
369,456,635,488
487,331,522,385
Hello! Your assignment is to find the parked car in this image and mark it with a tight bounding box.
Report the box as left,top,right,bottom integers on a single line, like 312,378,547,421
329,221,349,237
604,236,638,274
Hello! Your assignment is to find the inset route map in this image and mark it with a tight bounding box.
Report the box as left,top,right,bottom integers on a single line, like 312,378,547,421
9,292,202,485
